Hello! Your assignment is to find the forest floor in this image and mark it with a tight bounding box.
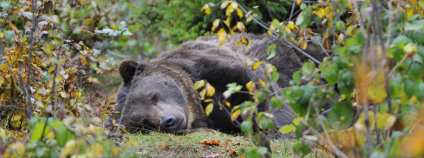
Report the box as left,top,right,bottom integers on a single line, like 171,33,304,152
124,129,335,157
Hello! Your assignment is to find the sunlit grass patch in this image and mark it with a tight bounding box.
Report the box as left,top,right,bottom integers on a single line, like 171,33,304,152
125,129,334,157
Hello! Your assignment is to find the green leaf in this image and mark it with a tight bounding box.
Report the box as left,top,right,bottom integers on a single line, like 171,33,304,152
271,97,282,108
299,6,312,29
256,90,266,102
30,122,50,141
258,147,268,155
392,36,412,45
279,124,295,134
293,71,301,84
122,30,133,36
271,67,279,83
408,63,424,81
41,72,51,82
293,86,302,98
338,70,355,96
271,19,280,29
328,102,354,129
414,82,424,101
241,120,253,136
335,21,345,31
299,84,316,108
323,66,338,84
404,79,416,98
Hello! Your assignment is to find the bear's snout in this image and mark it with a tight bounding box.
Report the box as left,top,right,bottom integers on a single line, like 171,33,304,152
160,114,179,132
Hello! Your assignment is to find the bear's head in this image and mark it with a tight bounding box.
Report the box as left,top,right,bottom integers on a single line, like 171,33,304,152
110,59,209,134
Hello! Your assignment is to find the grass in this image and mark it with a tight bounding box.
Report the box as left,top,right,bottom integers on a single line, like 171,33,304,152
124,129,335,158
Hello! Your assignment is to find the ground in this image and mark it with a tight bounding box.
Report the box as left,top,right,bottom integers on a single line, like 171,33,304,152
124,129,335,157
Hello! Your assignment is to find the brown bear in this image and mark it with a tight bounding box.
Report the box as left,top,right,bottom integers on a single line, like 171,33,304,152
109,33,329,138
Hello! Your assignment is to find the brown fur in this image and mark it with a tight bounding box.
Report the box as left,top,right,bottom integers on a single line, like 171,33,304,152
109,33,329,138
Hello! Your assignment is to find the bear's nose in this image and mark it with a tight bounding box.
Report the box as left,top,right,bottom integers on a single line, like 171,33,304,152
160,114,178,132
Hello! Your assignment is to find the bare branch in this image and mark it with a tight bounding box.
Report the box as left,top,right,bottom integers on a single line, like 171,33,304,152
0,105,27,111
0,0,19,31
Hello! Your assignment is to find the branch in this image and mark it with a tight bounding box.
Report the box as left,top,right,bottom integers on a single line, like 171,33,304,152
106,50,132,59
0,0,19,31
0,105,27,111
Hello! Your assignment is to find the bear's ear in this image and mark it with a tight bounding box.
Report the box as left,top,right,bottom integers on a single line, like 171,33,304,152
118,59,145,84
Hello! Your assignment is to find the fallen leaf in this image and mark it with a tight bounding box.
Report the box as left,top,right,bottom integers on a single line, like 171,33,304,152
163,142,166,150
201,139,221,147
230,150,239,156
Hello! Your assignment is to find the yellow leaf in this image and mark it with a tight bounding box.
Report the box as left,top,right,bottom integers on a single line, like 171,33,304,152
279,124,296,134
265,63,273,74
404,43,417,53
253,5,259,9
225,4,234,16
236,8,243,19
259,79,266,88
213,19,220,28
206,83,215,97
194,80,205,90
252,61,263,71
246,16,252,22
46,131,55,140
325,6,334,20
297,37,304,45
200,89,206,100
354,111,375,132
231,2,238,9
218,29,227,43
205,8,211,15
205,103,213,116
284,26,291,34
338,33,345,43
406,9,414,19
288,21,295,30
300,42,308,50
225,16,231,27
120,126,129,134
241,37,249,45
246,81,255,93
237,22,245,33
376,112,396,130
315,8,325,18
293,118,301,125
201,4,209,11
225,101,231,107
231,109,240,121
60,92,68,98
82,18,93,25
204,99,213,103
296,0,302,5
290,37,295,41
211,26,216,32
0,64,7,70
267,30,272,36
220,1,230,9
12,68,18,73
367,84,387,104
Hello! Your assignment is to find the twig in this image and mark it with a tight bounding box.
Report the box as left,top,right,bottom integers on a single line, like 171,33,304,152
288,0,296,21
25,0,38,120
387,52,409,81
52,40,63,118
0,105,27,111
262,0,273,20
235,0,322,64
106,50,132,59
0,0,19,31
